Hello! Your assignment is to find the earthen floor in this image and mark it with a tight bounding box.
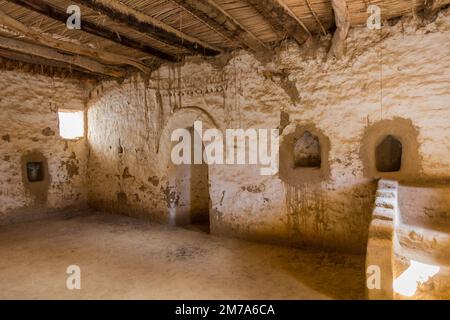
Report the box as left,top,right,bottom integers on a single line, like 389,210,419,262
0,211,365,299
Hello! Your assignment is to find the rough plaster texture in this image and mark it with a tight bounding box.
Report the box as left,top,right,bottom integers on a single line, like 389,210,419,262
0,69,89,224
85,10,450,253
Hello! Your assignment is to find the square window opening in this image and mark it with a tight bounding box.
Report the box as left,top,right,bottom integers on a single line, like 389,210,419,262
58,110,84,140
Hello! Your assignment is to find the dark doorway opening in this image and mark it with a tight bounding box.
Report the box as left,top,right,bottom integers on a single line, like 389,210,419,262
188,127,210,233
172,127,210,233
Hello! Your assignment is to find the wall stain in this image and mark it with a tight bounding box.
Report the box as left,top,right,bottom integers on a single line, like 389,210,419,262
122,167,133,179
161,184,180,209
285,183,331,237
219,190,225,206
60,152,79,179
149,176,159,187
263,69,300,105
41,127,55,136
241,183,266,193
279,111,290,134
117,192,128,211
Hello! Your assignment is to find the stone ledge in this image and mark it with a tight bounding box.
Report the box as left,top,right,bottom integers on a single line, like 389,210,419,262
375,197,397,209
378,180,398,190
373,207,395,221
369,218,394,240
376,189,397,199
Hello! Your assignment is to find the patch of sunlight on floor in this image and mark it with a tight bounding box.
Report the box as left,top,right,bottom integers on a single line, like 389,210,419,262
393,260,440,297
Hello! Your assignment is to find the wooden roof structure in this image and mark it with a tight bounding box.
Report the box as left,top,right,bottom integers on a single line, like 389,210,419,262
0,0,448,78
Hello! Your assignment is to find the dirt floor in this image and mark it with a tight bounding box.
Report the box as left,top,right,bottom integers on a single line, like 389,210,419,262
0,211,366,300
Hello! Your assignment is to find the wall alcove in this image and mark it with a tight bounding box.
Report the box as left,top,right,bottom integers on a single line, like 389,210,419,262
279,124,330,185
21,151,50,205
360,118,421,180
376,135,402,172
293,131,322,168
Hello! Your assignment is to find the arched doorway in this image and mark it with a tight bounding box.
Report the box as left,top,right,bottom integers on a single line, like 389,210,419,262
170,126,211,232
159,107,218,232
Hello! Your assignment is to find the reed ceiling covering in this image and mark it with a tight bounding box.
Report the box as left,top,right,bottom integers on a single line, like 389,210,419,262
0,0,447,78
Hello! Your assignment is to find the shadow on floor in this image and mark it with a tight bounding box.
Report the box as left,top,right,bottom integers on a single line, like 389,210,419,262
182,221,210,234
278,250,366,300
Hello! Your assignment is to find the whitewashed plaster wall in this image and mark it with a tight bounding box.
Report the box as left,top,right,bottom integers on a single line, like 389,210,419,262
87,10,450,253
0,68,89,224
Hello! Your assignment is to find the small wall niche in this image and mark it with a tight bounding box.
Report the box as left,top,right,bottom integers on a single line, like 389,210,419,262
293,131,321,168
360,118,421,179
21,151,50,204
26,162,44,182
279,124,330,185
376,135,402,172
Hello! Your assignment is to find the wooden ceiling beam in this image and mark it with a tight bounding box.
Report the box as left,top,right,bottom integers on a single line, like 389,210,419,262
72,0,222,56
171,0,269,53
0,47,98,77
0,9,152,73
304,0,326,36
327,0,350,59
424,0,444,19
0,35,126,78
245,0,311,45
5,0,178,62
0,10,152,74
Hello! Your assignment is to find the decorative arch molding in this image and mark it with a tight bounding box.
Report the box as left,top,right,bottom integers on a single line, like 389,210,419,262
360,117,422,180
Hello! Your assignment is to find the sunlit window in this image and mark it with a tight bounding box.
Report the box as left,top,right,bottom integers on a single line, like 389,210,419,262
58,110,84,140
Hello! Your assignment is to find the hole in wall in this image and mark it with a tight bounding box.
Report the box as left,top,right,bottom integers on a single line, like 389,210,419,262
293,131,321,168
26,162,44,182
376,135,402,172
